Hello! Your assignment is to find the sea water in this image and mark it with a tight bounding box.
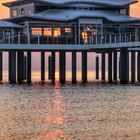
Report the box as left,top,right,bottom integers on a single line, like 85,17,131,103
0,82,139,140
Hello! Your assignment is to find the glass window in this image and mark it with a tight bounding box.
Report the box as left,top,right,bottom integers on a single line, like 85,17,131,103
65,28,71,33
44,28,52,36
31,28,42,35
54,28,61,37
12,10,17,17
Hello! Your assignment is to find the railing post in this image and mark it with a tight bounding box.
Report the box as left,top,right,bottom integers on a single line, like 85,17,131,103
95,34,98,44
130,33,132,42
119,33,121,43
125,33,127,42
109,34,112,44
135,28,138,42
2,30,5,44
104,34,106,44
37,34,40,44
8,32,11,44
18,32,21,44
115,34,117,43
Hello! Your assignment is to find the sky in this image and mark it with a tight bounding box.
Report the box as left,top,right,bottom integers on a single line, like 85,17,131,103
0,0,140,19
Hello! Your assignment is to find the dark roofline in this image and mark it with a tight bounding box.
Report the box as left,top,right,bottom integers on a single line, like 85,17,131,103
3,0,138,8
5,11,140,24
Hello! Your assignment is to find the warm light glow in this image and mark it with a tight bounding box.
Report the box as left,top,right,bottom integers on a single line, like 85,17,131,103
82,31,88,43
54,28,61,37
31,28,42,35
65,28,71,33
44,28,52,36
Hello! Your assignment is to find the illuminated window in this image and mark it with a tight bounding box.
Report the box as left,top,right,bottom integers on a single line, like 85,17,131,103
44,28,52,36
31,28,42,35
12,10,17,17
82,32,88,43
65,28,71,33
54,28,61,37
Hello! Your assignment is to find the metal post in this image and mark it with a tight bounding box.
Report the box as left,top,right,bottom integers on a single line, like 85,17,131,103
109,34,112,44
18,32,21,44
115,34,117,43
38,34,40,44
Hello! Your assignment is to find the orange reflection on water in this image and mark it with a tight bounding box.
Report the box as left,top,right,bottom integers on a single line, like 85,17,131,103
41,81,68,140
41,130,66,140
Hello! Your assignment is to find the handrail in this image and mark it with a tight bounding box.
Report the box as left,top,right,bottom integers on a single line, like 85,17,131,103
0,32,140,45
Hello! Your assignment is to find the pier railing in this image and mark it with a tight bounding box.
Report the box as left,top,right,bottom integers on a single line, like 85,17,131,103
0,32,140,45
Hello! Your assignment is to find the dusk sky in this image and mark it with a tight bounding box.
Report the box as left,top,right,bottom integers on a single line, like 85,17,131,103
0,0,140,19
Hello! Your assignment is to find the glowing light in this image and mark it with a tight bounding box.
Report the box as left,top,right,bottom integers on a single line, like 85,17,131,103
54,28,61,37
82,31,88,43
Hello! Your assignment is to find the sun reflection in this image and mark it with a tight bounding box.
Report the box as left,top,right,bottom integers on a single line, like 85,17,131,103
41,80,68,140
41,130,66,140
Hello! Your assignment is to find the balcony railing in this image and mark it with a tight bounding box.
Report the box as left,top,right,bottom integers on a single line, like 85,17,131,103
0,32,140,45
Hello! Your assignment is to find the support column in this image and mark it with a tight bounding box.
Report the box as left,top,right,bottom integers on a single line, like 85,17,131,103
72,51,77,84
9,51,17,83
102,52,105,81
137,51,140,82
131,51,136,83
113,51,117,81
59,51,66,84
120,48,129,84
96,55,99,80
23,55,27,80
0,52,3,81
27,51,31,84
48,55,52,80
17,51,24,83
82,51,87,83
108,50,112,83
41,51,45,81
51,52,55,82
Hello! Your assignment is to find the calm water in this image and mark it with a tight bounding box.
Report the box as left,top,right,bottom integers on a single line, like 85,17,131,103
0,82,140,140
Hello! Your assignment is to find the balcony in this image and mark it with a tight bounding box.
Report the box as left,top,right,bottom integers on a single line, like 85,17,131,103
0,32,140,51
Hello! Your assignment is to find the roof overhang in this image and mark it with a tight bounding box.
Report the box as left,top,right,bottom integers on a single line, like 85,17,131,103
0,20,23,28
6,9,140,24
3,0,138,8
